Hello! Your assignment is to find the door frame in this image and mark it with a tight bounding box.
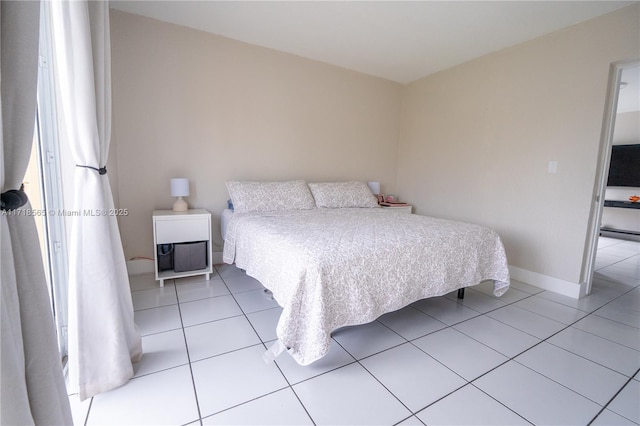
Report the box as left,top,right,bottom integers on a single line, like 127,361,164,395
582,59,639,296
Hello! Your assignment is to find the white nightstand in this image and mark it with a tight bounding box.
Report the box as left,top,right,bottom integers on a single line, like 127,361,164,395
381,205,413,214
153,209,213,287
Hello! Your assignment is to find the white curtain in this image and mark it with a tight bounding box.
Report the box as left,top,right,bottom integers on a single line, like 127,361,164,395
50,0,142,400
0,1,73,424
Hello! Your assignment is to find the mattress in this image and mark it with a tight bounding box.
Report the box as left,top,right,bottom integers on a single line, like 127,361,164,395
223,208,510,365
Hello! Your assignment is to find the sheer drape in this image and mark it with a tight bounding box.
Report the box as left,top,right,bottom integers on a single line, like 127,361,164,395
50,0,142,400
0,1,72,424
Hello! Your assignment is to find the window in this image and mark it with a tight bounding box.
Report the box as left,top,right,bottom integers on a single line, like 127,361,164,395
23,3,72,365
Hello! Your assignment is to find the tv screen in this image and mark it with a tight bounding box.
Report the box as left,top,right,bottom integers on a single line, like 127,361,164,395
607,144,640,187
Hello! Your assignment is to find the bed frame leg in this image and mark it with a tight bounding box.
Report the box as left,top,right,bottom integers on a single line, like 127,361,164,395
457,288,465,299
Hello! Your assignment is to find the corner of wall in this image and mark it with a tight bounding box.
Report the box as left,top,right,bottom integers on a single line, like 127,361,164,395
508,265,582,299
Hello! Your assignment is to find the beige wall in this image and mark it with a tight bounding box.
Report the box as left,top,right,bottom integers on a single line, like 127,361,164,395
398,4,639,294
110,10,402,260
111,5,639,295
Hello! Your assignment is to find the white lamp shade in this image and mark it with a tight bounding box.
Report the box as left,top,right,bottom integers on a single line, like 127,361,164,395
367,181,381,194
170,178,189,197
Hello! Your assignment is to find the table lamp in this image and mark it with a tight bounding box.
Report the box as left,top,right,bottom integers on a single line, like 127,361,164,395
171,178,189,212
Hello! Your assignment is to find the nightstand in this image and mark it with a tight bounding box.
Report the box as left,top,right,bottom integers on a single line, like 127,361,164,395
381,205,413,214
153,209,213,287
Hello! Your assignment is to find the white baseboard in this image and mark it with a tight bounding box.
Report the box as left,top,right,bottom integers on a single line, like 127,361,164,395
127,258,583,299
508,265,582,299
130,256,583,297
127,252,225,276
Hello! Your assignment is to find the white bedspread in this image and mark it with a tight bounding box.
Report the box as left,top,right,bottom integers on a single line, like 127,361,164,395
223,208,510,365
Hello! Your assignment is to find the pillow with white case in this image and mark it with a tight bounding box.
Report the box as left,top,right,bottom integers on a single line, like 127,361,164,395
308,181,379,208
225,180,316,213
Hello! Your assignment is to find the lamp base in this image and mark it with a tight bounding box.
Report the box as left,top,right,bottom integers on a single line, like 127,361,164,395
173,196,188,212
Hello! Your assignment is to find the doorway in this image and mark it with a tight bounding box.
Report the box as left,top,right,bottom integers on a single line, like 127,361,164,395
583,60,640,296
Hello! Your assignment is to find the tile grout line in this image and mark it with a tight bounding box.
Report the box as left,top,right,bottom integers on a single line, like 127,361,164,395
217,246,638,423
481,286,640,420
400,292,544,422
478,291,638,398
221,271,633,423
130,243,637,426
468,383,535,425
173,278,205,426
587,367,640,425
202,268,318,425
330,288,536,423
82,395,94,426
405,284,639,422
70,240,634,425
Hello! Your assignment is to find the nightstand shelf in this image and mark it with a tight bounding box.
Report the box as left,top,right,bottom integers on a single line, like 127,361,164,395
156,266,212,282
153,209,213,287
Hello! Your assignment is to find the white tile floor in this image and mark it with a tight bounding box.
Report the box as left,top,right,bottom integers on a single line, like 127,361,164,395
69,237,640,425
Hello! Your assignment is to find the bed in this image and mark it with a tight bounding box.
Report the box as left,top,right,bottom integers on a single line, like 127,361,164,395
222,180,510,365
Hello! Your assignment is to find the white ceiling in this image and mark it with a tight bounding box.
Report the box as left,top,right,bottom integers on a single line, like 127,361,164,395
110,0,635,84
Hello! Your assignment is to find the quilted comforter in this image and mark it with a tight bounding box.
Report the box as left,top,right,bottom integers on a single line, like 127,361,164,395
223,208,510,365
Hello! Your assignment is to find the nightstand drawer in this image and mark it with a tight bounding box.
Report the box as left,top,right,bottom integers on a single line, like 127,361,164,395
155,218,209,244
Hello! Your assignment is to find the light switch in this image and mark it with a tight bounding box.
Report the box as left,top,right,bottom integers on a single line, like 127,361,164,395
548,161,558,174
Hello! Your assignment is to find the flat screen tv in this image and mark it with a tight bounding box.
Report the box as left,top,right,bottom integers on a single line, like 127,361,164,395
607,144,640,187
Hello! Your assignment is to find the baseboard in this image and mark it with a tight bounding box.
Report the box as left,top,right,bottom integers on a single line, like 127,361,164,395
600,229,640,242
128,257,582,297
508,265,582,299
127,252,225,276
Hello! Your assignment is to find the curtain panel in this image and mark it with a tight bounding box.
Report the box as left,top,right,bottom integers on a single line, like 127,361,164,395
50,0,142,400
0,1,72,424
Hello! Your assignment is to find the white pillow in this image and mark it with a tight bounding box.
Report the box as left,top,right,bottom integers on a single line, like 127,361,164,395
225,180,316,213
308,181,379,208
